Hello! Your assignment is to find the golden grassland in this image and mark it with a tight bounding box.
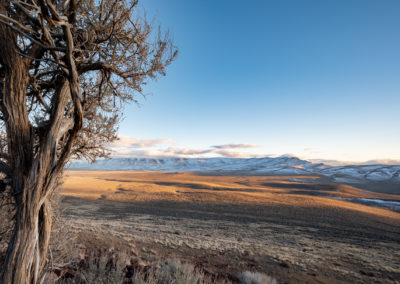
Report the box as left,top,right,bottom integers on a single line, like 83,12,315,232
59,171,400,283
62,171,400,222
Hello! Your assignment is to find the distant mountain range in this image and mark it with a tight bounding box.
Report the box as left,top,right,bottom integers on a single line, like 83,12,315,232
68,156,400,184
308,158,400,166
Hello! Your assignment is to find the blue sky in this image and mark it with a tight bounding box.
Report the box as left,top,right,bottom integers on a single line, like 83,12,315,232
114,0,400,162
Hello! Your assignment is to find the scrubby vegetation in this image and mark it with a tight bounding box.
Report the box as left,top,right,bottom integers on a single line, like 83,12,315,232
238,271,277,284
42,248,274,284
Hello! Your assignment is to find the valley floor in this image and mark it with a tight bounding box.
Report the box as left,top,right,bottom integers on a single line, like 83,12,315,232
59,171,400,283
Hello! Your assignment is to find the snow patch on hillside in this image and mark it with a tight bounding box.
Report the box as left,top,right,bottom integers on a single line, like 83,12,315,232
68,157,400,183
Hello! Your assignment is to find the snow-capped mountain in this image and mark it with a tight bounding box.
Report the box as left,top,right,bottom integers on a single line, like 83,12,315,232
319,165,400,183
68,157,400,183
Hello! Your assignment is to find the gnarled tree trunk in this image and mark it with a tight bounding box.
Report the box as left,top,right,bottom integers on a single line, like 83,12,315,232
0,0,177,282
0,52,54,283
0,24,64,283
0,72,71,283
2,198,52,284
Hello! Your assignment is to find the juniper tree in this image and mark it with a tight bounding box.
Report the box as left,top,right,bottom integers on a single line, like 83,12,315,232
0,0,177,282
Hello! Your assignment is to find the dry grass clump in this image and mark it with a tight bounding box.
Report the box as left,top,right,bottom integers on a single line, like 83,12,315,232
238,271,277,284
52,250,128,283
147,260,215,284
44,249,233,284
44,248,275,284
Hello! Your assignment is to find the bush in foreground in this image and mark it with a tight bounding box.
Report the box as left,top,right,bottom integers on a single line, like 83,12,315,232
43,249,275,284
238,271,277,284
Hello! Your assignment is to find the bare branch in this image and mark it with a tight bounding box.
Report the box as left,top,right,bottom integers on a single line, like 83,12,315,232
0,15,66,52
0,1,177,281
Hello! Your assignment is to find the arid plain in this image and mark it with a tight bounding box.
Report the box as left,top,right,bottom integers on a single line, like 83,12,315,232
60,171,400,283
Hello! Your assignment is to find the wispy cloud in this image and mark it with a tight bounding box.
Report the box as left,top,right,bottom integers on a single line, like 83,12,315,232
111,148,212,158
165,147,214,156
109,136,400,162
110,136,263,158
111,136,173,148
213,150,263,158
212,144,261,149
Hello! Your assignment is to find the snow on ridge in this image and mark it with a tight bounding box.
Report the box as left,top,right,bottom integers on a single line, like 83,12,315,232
68,156,312,173
68,157,400,183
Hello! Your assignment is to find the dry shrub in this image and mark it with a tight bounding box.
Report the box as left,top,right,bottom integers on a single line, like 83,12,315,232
238,271,277,284
151,260,215,284
43,250,231,284
48,174,77,268
47,218,80,277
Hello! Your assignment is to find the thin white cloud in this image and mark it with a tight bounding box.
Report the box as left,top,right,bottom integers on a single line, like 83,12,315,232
112,148,212,158
111,136,173,148
110,136,264,158
109,137,400,163
112,148,263,159
112,149,148,158
165,147,214,156
212,144,261,149
214,150,262,158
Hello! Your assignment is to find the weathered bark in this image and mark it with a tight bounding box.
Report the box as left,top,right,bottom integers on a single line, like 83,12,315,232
0,67,69,283
0,21,58,283
0,51,52,283
0,1,176,282
2,197,52,284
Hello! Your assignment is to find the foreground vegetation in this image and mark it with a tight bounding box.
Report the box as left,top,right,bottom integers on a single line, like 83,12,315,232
43,249,275,284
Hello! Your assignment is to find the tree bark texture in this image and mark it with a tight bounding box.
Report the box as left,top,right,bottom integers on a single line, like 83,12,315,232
0,21,66,284
0,0,176,282
0,69,68,283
